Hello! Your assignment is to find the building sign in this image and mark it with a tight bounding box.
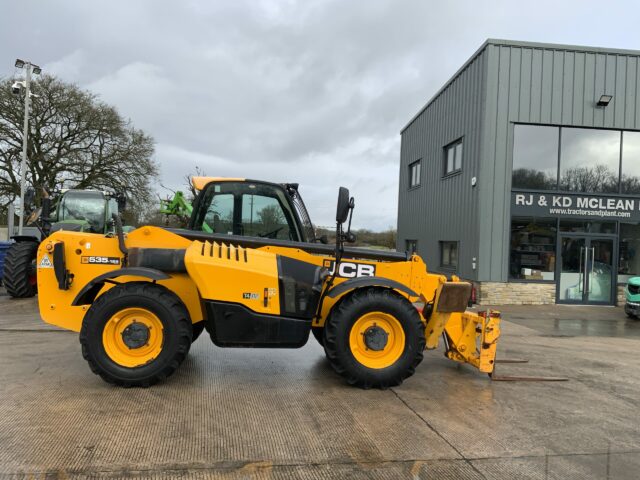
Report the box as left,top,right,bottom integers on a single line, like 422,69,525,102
511,191,640,222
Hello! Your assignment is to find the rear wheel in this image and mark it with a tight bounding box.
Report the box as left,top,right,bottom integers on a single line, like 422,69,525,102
80,282,192,387
324,288,425,389
3,241,38,298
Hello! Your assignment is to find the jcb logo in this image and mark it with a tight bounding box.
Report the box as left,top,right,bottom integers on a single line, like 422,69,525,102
323,260,376,278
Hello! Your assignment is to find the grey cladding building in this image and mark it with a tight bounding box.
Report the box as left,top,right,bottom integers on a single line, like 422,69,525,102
397,39,640,305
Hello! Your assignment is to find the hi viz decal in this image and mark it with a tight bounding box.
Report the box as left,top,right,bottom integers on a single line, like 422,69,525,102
81,256,121,265
323,260,376,278
39,254,53,268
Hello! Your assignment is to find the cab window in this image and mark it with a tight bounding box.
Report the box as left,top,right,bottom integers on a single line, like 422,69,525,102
203,193,234,234
241,194,291,239
58,192,106,233
193,182,302,241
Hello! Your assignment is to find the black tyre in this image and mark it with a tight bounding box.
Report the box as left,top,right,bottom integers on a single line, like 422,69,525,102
80,282,192,387
3,241,38,298
324,288,425,389
191,321,205,343
311,326,325,346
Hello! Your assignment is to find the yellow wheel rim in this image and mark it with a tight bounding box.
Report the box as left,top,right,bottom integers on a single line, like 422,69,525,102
102,307,164,368
349,311,405,369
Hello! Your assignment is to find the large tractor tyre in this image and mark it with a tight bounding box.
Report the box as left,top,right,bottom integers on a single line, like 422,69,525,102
311,326,325,346
324,288,425,389
191,321,205,343
80,282,193,387
3,241,39,298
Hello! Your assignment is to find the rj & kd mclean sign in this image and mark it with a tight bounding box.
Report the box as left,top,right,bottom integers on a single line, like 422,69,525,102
511,192,640,222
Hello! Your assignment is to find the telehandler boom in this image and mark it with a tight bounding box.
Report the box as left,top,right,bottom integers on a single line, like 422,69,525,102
36,177,502,388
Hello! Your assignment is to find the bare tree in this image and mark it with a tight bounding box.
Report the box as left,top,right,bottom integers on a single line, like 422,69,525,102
0,75,158,220
559,164,619,193
182,165,207,200
257,204,286,231
512,168,556,190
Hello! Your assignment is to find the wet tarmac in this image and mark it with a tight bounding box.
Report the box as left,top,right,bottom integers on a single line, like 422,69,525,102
1,292,639,479
494,304,640,338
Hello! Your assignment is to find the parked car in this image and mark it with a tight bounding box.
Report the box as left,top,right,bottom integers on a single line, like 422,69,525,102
624,277,640,318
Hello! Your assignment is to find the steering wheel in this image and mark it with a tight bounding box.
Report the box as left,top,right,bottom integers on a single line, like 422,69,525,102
65,205,89,223
258,226,284,239
64,206,99,232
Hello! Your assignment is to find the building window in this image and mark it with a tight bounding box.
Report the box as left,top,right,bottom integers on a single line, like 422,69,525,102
406,239,417,254
440,241,458,269
409,160,421,188
444,139,463,176
511,125,640,194
512,125,559,190
621,131,640,195
619,223,640,283
510,217,557,281
559,128,620,193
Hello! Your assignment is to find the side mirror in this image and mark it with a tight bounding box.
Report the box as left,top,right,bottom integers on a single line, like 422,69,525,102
115,193,127,213
336,187,350,224
41,197,51,219
24,187,35,208
41,188,52,220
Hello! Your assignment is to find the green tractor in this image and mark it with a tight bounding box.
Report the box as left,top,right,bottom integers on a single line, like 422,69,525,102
2,189,125,298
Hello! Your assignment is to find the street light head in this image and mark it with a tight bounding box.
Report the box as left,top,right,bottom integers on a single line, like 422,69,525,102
14,59,25,69
32,65,41,75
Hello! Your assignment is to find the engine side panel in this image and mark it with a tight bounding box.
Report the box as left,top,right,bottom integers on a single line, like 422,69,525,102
184,240,281,315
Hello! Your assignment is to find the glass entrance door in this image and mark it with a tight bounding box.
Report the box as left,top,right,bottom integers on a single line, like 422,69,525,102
558,236,615,304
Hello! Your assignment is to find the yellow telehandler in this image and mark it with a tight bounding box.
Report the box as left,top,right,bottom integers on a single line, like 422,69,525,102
35,177,502,388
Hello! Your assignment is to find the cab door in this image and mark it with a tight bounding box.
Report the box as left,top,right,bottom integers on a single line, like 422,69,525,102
190,181,303,241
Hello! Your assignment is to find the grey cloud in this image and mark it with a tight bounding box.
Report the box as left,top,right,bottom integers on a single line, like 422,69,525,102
2,0,640,230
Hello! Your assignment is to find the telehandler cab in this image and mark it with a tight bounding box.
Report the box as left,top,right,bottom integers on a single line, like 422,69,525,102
36,177,502,388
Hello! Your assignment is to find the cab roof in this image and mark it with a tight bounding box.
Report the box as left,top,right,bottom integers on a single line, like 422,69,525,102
191,176,246,191
190,176,296,192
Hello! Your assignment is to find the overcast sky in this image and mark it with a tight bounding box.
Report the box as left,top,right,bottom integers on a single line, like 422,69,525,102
2,0,640,230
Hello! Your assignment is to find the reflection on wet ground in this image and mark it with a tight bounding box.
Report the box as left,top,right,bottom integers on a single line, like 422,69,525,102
487,304,640,338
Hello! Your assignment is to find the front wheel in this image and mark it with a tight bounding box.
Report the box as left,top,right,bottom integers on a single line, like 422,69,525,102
80,282,193,387
324,288,425,389
311,326,325,346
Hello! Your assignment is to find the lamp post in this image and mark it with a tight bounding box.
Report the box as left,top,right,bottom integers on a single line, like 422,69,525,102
14,59,41,235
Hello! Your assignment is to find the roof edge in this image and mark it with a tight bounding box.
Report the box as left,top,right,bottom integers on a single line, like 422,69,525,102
484,38,640,57
400,39,640,134
400,39,491,133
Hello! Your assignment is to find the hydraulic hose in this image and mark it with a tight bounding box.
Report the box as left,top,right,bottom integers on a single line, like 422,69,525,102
112,213,129,256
